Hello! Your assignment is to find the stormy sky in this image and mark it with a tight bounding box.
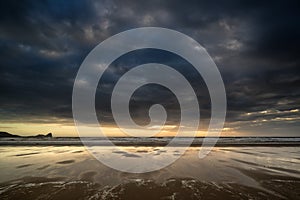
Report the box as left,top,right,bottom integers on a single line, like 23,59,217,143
0,0,300,136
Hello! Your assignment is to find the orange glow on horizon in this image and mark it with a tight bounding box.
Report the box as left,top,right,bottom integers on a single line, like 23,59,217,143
0,122,240,137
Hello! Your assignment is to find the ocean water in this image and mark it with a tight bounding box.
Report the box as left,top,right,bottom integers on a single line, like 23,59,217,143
0,145,299,199
1,137,300,146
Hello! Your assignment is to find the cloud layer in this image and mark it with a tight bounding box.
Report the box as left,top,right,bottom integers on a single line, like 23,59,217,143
1,0,300,136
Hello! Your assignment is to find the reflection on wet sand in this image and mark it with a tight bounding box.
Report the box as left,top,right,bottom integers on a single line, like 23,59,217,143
16,164,33,169
0,146,299,199
56,160,75,165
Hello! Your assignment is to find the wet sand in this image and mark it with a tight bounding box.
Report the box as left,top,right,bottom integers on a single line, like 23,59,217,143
0,146,299,199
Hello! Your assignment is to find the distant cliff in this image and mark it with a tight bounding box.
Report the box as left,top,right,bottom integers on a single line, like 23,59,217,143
0,132,20,137
30,133,53,138
0,132,52,138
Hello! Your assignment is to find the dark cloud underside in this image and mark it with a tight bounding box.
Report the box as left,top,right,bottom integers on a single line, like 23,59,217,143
0,0,300,136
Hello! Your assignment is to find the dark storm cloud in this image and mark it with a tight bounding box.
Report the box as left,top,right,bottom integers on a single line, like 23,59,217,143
0,0,299,135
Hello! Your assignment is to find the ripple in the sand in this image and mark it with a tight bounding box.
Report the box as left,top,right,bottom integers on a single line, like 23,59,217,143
36,165,50,170
231,158,259,166
220,149,258,156
268,166,300,175
14,152,40,157
136,150,149,153
72,150,84,153
123,152,141,158
16,164,33,168
112,150,141,158
112,150,126,154
56,160,75,164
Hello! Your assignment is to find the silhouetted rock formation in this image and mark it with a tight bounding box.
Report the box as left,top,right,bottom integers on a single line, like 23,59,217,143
29,132,53,138
0,132,20,137
0,132,53,138
45,133,52,137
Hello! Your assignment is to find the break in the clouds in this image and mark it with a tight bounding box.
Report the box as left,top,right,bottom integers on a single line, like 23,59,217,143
0,0,300,136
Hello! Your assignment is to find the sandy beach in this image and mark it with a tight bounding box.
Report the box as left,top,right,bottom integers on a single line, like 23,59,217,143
0,144,299,199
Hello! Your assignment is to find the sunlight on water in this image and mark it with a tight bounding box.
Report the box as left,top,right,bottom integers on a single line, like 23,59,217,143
0,146,299,199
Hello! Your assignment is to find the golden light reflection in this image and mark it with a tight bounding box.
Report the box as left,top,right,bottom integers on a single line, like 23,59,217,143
1,122,239,137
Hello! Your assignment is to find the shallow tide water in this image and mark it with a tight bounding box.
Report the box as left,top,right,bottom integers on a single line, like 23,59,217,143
0,146,299,199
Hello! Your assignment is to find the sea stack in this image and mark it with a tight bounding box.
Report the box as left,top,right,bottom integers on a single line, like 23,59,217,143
45,133,53,137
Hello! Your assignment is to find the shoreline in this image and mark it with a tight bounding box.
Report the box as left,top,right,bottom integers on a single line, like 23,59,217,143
1,137,300,146
1,141,300,147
